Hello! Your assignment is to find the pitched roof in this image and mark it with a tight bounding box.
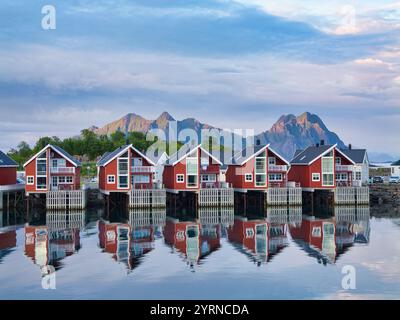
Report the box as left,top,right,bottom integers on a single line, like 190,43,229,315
97,145,129,166
23,144,81,167
0,150,18,167
51,145,82,166
165,144,222,166
97,144,156,167
290,145,335,165
340,148,367,164
231,144,270,166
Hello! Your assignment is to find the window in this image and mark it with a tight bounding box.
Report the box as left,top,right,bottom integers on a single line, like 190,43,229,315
132,175,150,184
36,158,47,176
322,155,334,186
268,157,276,165
312,173,320,181
107,175,115,184
58,176,66,183
335,157,341,165
37,177,47,190
176,174,184,183
118,176,128,188
269,173,283,181
312,227,321,237
245,173,253,182
52,158,66,168
201,174,216,182
132,157,142,167
27,176,34,185
186,155,198,188
335,173,348,181
356,172,362,180
66,176,73,184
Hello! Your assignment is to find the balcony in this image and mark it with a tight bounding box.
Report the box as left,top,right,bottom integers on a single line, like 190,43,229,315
131,166,155,173
50,167,75,174
201,182,231,189
268,165,288,172
335,165,354,172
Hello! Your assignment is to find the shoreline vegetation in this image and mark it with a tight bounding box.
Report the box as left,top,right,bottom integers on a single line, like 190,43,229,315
7,130,183,174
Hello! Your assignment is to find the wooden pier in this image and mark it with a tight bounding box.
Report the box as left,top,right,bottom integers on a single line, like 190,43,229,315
0,184,25,211
334,187,369,205
198,188,234,207
129,189,166,208
46,189,88,210
266,187,302,206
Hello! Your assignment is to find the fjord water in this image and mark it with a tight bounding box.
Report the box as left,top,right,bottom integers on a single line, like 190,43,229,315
0,206,399,300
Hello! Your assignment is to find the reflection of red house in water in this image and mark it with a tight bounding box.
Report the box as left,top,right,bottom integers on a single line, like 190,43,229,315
163,217,221,268
24,226,81,271
227,217,288,265
98,220,155,270
289,215,355,264
0,228,17,262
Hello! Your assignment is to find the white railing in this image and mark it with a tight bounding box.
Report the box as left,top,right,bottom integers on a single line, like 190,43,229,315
131,166,155,173
268,165,288,172
51,167,75,174
335,165,354,171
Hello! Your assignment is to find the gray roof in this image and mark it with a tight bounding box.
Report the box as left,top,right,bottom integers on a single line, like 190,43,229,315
97,145,129,166
340,148,367,164
290,145,333,164
51,145,82,167
166,144,199,165
232,145,267,165
0,150,18,167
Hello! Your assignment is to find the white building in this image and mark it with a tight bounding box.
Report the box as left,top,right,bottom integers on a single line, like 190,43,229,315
340,147,369,186
147,151,169,186
391,160,400,176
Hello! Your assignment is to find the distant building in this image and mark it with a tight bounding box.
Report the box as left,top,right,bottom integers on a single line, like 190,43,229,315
391,159,400,176
339,145,369,186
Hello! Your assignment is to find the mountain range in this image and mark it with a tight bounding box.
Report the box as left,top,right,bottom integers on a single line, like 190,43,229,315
90,111,347,159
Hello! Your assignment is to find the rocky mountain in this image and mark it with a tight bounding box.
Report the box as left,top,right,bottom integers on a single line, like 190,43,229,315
255,112,346,159
90,111,346,159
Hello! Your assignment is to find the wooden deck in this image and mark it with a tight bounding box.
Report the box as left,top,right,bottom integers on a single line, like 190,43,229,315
266,187,302,206
129,189,166,208
334,187,369,205
46,190,87,210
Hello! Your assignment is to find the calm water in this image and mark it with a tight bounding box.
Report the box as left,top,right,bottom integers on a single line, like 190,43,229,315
0,206,399,300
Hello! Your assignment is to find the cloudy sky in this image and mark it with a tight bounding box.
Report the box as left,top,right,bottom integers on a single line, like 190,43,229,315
0,0,399,158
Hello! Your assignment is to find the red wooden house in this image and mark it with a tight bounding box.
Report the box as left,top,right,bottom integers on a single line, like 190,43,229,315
0,150,18,186
227,216,288,264
97,144,156,194
163,144,223,192
288,142,356,190
23,144,81,194
225,144,290,191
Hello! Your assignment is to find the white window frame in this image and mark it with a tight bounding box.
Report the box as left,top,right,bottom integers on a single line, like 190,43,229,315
269,173,283,181
65,176,73,184
268,157,276,165
335,157,341,165
107,175,115,184
58,176,66,184
245,173,253,182
201,174,216,182
312,173,320,181
176,174,185,183
27,176,34,185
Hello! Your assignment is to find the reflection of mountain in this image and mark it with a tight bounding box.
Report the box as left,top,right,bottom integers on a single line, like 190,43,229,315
290,206,370,265
227,216,289,266
98,209,166,271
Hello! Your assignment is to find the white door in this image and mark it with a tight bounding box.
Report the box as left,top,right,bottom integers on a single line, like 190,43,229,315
52,176,58,191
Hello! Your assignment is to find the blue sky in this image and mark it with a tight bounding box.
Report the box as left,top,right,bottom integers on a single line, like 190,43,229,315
0,0,399,158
